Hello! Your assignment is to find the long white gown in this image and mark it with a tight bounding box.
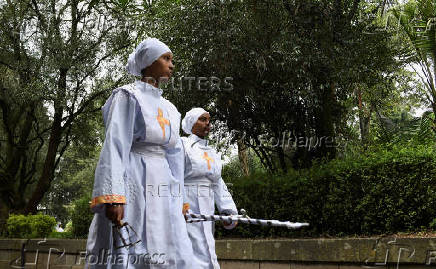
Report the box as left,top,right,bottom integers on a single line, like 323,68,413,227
86,81,195,269
182,134,237,269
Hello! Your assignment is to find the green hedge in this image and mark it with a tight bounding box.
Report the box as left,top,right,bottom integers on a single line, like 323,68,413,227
48,221,74,239
216,144,436,238
71,194,94,238
7,214,57,238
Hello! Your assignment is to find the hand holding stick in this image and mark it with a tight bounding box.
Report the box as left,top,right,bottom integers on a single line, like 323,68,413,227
106,203,124,227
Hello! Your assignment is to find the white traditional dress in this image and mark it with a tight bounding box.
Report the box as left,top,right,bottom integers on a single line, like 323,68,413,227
86,81,195,269
182,134,237,269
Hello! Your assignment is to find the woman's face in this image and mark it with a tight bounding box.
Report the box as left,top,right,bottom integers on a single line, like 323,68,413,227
191,113,211,138
143,52,174,83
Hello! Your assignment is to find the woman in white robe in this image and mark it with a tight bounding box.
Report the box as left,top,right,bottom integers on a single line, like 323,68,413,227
181,108,238,269
86,38,196,269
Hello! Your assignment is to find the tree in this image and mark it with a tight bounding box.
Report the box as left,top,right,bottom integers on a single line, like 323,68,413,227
389,0,436,130
155,0,403,172
0,0,136,232
40,116,103,226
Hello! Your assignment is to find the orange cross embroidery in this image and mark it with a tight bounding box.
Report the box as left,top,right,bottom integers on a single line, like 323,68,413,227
156,108,170,139
202,152,214,170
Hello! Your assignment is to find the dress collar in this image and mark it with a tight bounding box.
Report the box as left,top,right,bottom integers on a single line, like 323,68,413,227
135,80,163,97
189,134,209,147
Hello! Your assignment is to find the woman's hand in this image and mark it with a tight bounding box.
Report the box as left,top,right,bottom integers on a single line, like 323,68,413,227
182,203,190,220
223,220,238,229
222,211,238,229
106,204,124,227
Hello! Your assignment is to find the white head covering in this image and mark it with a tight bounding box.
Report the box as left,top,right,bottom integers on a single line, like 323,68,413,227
182,107,208,135
126,38,172,76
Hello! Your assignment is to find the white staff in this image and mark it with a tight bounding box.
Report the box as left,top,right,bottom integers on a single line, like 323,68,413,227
186,209,309,229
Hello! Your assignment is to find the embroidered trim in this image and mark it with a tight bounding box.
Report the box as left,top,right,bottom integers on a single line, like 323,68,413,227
90,194,126,208
183,203,190,212
202,152,214,170
157,107,170,139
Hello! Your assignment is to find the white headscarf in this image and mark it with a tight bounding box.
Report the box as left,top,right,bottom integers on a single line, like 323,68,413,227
182,108,208,135
126,38,172,77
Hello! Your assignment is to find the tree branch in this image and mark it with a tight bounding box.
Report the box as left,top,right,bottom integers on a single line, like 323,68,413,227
61,75,124,130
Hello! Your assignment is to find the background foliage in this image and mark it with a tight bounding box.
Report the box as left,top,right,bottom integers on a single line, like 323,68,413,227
6,214,56,238
217,142,436,238
0,0,435,238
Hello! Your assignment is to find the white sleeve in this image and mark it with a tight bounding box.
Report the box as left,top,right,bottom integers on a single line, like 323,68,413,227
91,90,136,213
214,177,237,215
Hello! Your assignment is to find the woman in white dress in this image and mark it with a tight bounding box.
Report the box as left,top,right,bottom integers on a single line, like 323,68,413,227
86,38,196,269
181,108,238,269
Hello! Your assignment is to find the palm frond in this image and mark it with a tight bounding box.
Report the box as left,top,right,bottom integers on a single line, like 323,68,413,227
376,110,434,144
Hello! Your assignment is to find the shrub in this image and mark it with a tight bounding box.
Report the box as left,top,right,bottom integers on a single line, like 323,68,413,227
29,214,57,238
6,215,32,238
216,144,436,238
48,221,74,239
7,214,56,238
48,231,74,239
71,195,94,238
64,221,73,233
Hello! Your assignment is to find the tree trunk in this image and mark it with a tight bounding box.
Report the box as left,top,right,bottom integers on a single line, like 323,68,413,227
359,112,371,144
24,112,63,214
0,202,9,236
277,146,287,173
237,138,250,177
356,87,371,144
25,69,67,214
253,135,276,173
432,102,436,134
314,82,337,160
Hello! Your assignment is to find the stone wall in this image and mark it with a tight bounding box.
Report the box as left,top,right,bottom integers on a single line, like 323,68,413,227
1,237,436,268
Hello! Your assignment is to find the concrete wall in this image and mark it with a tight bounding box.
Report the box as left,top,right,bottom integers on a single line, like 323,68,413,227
1,237,436,268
